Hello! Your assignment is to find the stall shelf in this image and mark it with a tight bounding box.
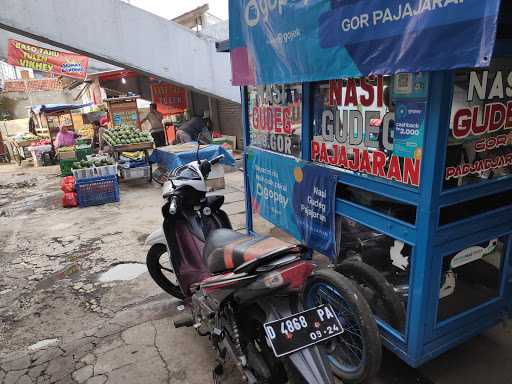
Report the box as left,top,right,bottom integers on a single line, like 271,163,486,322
111,142,154,182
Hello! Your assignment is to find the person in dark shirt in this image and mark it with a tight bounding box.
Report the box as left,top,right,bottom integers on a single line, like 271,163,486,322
175,115,212,144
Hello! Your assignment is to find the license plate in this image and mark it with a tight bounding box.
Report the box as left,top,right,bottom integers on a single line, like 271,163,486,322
264,305,343,357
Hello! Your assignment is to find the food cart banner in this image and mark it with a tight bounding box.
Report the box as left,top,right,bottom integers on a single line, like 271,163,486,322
150,83,187,115
247,147,338,259
229,0,502,85
8,39,88,80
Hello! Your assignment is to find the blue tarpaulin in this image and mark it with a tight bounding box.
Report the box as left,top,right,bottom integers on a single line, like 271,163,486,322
149,144,236,171
31,103,92,114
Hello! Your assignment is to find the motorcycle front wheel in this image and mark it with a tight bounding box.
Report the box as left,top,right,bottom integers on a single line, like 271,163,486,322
303,269,382,383
146,243,184,299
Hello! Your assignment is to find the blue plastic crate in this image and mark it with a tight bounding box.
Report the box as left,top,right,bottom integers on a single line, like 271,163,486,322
76,175,120,208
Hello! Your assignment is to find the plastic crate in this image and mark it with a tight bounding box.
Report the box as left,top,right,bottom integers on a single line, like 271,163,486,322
72,167,96,180
95,164,118,177
120,165,150,180
73,164,117,180
76,175,120,207
76,138,92,146
76,145,92,161
58,150,76,160
60,158,77,176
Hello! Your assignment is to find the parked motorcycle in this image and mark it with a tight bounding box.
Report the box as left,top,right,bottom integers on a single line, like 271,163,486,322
146,155,342,383
146,153,382,383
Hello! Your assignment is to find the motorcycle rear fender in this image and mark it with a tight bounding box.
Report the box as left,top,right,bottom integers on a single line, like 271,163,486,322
259,298,335,384
145,228,166,248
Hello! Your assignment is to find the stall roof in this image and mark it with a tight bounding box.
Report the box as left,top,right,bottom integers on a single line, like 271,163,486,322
31,103,92,114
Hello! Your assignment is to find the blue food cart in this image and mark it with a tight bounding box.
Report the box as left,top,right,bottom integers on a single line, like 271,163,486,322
226,0,512,369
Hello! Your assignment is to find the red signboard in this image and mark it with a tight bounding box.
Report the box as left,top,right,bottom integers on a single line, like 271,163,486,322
150,83,187,114
7,39,88,80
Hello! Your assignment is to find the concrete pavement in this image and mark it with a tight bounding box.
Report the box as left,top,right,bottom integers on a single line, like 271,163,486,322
1,163,512,384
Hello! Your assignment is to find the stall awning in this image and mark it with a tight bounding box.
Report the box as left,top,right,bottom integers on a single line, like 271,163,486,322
229,0,503,85
31,103,92,114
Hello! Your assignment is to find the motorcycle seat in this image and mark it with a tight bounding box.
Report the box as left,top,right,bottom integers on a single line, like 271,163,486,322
204,229,298,274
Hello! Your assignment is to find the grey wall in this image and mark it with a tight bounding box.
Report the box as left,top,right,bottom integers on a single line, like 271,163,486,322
1,88,83,119
0,0,240,102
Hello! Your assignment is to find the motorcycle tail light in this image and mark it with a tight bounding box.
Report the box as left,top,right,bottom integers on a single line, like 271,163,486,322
264,261,314,290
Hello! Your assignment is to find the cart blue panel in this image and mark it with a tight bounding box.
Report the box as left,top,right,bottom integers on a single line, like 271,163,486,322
239,27,512,367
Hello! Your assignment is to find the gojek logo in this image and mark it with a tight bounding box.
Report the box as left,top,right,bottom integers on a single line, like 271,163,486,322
244,0,310,28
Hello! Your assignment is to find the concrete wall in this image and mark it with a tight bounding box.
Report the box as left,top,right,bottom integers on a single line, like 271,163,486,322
0,0,240,103
1,88,83,119
0,117,29,137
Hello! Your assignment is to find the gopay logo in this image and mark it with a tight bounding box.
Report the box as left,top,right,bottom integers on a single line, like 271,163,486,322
244,0,309,28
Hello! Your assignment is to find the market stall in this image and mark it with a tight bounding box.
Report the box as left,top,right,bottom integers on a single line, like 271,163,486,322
8,132,40,165
230,0,511,370
104,96,154,182
149,143,236,189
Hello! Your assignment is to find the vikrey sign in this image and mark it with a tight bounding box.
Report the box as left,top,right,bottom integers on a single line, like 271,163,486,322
8,39,88,80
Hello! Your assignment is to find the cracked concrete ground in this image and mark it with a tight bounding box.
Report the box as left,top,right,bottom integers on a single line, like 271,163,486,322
0,164,245,384
1,163,512,384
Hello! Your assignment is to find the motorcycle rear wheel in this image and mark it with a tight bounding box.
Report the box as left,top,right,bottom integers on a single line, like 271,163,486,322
303,269,382,383
146,243,184,299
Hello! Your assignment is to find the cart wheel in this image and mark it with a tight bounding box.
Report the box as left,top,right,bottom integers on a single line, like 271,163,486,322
303,269,381,383
335,261,405,331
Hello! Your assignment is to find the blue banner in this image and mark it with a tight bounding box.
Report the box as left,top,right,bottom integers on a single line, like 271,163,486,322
229,0,501,85
247,147,338,258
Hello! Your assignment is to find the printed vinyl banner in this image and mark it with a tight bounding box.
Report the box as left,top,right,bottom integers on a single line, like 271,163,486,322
151,83,187,115
229,0,501,85
8,39,88,80
247,147,337,258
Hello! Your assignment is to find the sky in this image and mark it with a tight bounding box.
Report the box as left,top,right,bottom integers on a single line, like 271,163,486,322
125,0,229,21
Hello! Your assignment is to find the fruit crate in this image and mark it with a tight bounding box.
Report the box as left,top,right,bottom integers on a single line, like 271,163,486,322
73,165,117,180
76,145,92,161
95,164,118,177
75,175,120,208
120,165,150,180
60,158,77,176
72,167,96,180
58,150,76,160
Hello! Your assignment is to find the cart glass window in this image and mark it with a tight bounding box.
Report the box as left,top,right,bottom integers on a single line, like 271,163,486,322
444,59,512,189
336,216,411,334
311,75,426,188
437,237,505,322
248,84,302,157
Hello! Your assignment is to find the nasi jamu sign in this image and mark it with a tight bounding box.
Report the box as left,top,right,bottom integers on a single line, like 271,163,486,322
8,39,88,80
